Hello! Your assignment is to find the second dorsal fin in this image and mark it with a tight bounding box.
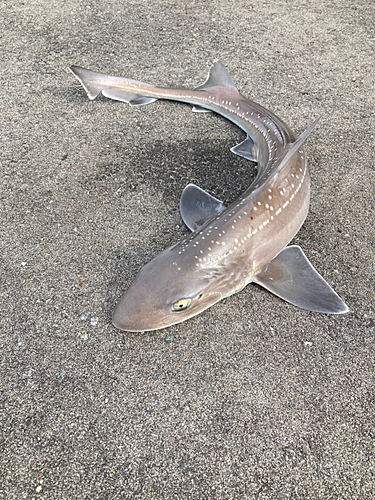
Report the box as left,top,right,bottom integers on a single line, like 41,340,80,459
195,61,237,91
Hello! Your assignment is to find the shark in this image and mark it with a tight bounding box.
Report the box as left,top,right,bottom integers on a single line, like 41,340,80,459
69,61,349,331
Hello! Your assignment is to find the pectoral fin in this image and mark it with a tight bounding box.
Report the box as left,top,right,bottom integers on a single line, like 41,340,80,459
254,246,349,314
180,184,226,231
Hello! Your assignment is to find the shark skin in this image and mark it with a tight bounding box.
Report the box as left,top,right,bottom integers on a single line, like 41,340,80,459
69,62,349,332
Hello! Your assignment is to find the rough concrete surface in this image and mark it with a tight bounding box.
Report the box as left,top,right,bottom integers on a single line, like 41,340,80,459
1,0,374,498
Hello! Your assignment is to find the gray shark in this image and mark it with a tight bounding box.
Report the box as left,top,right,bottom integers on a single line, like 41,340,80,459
69,62,349,331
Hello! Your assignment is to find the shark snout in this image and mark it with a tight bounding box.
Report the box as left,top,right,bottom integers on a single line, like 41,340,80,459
112,297,153,332
112,305,156,332
112,283,170,332
112,302,135,331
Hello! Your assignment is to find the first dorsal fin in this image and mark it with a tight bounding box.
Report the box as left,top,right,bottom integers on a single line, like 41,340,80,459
195,61,237,91
276,116,321,172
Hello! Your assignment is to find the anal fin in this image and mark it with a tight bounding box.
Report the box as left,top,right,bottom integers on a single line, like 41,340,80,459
180,184,226,231
254,245,349,314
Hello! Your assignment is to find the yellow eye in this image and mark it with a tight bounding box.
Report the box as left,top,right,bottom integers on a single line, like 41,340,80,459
172,297,192,312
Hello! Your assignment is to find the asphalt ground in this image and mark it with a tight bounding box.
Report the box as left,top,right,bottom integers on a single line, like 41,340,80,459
1,0,374,498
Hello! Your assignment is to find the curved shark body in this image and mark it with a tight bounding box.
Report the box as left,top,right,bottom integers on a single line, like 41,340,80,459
69,62,348,331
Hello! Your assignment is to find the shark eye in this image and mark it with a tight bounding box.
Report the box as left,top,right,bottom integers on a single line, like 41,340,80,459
172,297,192,312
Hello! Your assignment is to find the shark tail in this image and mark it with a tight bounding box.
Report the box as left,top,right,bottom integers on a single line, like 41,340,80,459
69,65,157,106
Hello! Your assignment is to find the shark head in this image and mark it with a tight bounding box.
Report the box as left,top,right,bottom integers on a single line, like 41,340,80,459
112,242,241,332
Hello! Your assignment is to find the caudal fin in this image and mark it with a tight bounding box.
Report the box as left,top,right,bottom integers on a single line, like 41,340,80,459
69,65,157,106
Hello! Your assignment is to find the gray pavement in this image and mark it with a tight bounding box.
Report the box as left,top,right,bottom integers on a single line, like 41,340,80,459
1,0,374,498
